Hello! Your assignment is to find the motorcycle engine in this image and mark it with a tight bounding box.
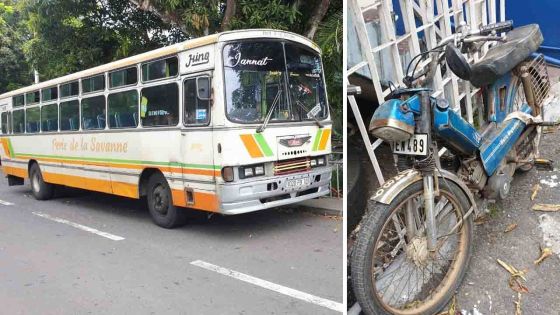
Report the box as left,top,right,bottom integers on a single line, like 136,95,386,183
458,159,487,191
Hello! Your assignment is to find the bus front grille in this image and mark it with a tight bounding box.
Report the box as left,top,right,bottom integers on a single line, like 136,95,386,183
274,157,311,176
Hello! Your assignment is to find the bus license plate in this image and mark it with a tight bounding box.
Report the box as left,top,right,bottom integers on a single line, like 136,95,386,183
286,177,310,190
392,134,428,156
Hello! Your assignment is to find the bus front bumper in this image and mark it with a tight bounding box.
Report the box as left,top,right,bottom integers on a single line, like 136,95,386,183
217,166,332,215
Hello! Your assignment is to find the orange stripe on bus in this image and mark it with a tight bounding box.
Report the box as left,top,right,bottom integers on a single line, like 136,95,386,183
1,139,10,158
2,165,27,178
43,171,218,212
240,134,263,158
171,189,219,212
43,172,114,195
318,128,331,150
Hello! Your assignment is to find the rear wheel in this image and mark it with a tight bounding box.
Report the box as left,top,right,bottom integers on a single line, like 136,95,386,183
29,163,54,200
351,179,473,315
146,173,187,229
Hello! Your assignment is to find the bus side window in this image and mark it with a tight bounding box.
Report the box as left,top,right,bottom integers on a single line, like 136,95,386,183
12,110,24,134
41,103,59,132
60,100,80,131
81,96,106,130
7,112,11,134
25,107,40,133
1,112,7,134
108,90,139,129
184,78,210,125
140,83,179,127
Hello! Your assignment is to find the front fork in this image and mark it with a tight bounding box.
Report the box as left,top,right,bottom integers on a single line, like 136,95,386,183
415,92,439,251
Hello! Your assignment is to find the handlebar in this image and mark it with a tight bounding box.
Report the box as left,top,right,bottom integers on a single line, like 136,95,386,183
479,20,513,35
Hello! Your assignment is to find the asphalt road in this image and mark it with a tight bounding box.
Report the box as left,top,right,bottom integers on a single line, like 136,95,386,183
0,177,343,314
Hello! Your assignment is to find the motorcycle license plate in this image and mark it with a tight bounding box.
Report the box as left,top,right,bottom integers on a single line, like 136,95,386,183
286,177,310,190
392,134,428,156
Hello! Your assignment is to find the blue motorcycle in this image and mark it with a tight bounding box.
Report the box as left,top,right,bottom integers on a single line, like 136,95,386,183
351,21,552,315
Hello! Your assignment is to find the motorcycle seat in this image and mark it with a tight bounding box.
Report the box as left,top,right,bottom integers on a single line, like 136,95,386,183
469,24,543,88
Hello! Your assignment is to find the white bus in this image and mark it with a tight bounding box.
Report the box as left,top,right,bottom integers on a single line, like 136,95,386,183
0,29,333,228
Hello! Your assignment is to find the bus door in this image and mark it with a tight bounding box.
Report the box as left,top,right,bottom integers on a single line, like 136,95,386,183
180,74,216,205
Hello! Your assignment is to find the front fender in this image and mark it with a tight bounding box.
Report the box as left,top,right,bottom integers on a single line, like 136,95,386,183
371,168,479,215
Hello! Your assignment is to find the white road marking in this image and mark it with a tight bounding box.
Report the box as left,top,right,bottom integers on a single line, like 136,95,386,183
190,260,343,313
0,199,14,206
32,212,125,241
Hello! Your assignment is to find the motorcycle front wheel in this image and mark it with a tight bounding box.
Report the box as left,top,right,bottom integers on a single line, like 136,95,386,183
351,179,473,315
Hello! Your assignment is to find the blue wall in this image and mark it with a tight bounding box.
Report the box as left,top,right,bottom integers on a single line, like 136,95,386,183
507,0,560,59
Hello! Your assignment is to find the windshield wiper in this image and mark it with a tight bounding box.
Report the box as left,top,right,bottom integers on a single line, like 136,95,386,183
256,90,282,133
295,100,323,129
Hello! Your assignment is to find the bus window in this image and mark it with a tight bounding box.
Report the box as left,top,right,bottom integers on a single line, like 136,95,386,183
41,104,58,132
26,107,41,133
82,75,105,94
13,95,24,107
81,96,106,130
1,112,7,134
108,90,139,128
42,86,58,102
60,81,79,98
12,110,24,134
26,91,40,105
60,100,79,131
140,83,178,127
184,78,210,125
141,57,178,82
109,67,138,89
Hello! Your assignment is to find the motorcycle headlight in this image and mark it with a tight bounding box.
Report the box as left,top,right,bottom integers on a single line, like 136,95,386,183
370,125,413,142
369,98,415,142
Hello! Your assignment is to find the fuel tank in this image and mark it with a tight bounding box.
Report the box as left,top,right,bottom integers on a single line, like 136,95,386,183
433,99,482,156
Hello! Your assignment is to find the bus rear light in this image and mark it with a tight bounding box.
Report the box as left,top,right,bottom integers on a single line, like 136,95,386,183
222,167,234,182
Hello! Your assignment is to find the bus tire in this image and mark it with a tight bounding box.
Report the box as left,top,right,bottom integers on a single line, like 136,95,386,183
146,173,187,229
29,163,54,200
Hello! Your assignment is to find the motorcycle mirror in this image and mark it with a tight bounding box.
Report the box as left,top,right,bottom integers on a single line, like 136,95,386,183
445,44,472,80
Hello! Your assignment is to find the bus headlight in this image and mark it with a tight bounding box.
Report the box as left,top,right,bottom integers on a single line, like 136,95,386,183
222,167,234,182
311,156,327,168
239,163,265,179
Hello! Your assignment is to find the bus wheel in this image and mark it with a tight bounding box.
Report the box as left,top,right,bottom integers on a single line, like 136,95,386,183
29,163,54,200
146,173,187,229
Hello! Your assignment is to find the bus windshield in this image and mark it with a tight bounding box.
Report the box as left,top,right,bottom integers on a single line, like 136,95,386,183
223,41,328,124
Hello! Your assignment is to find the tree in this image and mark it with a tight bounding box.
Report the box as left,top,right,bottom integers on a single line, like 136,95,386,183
18,0,183,81
0,1,33,93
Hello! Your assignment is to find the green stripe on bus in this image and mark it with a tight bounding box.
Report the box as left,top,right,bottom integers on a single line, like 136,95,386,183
312,129,323,151
7,139,15,157
14,152,220,170
253,133,273,157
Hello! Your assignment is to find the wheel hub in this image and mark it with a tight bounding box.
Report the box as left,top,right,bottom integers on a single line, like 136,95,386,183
406,236,429,267
152,186,168,215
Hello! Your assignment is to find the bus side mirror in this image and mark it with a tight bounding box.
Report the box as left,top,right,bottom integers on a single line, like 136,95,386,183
197,77,211,101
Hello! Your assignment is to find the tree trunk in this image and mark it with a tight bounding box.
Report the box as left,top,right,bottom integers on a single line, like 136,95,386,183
305,0,330,39
221,0,237,31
